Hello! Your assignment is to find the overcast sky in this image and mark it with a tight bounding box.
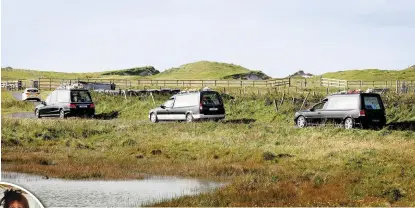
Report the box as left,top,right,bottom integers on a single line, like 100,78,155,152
1,0,414,77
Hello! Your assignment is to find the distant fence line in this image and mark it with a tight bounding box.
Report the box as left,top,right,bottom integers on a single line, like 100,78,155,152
1,78,291,90
1,77,415,93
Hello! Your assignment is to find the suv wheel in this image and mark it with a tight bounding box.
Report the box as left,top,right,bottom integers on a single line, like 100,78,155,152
186,113,194,123
59,109,66,119
35,109,41,118
150,113,158,123
344,117,354,129
296,116,307,128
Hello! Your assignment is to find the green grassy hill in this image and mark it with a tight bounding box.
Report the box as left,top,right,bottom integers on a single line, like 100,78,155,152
152,61,258,80
101,66,159,76
1,61,269,80
0,66,160,80
1,67,102,80
322,65,415,81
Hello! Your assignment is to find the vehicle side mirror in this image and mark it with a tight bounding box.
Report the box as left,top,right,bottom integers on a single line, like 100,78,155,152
160,105,166,109
310,108,315,112
41,101,46,105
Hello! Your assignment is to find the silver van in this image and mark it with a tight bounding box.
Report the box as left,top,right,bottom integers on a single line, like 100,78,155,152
149,89,225,122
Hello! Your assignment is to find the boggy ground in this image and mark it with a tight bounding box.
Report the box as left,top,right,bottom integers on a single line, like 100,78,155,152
1,90,415,206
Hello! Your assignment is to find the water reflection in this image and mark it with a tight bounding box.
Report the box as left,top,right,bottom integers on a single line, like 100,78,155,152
2,172,224,207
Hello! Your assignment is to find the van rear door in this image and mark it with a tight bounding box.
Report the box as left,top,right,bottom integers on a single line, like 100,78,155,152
361,94,386,124
200,91,225,115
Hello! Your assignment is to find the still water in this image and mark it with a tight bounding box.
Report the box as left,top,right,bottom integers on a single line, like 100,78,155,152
2,172,224,207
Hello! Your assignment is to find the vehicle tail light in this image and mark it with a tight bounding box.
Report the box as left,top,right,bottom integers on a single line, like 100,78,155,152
90,103,95,108
25,93,30,95
359,110,365,116
69,103,77,109
199,102,203,110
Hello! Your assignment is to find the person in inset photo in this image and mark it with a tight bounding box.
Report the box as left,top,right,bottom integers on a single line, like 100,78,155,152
0,189,29,208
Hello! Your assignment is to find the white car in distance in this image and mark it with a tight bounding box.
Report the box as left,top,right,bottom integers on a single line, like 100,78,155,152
22,88,41,101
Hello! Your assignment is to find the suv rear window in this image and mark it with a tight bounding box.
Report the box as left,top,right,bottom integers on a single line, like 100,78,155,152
201,92,222,106
71,91,92,102
363,96,383,110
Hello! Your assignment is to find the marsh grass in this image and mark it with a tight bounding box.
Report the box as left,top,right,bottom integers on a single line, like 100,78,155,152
1,89,415,206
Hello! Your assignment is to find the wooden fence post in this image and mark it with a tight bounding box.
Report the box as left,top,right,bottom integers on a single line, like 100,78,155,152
49,79,52,90
300,92,310,111
274,99,278,112
280,92,285,107
396,80,399,93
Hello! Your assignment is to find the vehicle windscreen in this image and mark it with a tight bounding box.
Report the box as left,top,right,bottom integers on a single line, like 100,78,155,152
201,92,222,106
363,95,383,110
27,89,38,93
71,91,92,102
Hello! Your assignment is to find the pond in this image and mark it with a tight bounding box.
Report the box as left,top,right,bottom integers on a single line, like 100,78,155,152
1,172,224,207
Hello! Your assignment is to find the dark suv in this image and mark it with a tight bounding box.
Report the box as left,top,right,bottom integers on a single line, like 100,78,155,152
35,88,95,118
294,93,386,129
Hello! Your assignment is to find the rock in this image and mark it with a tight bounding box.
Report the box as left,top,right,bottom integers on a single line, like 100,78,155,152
262,151,276,161
151,149,162,155
135,154,144,159
277,153,294,158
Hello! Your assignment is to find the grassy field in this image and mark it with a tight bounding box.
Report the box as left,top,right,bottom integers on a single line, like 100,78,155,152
1,90,415,206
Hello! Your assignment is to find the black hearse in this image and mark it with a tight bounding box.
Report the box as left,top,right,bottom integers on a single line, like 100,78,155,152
35,87,95,118
149,88,225,122
294,93,386,129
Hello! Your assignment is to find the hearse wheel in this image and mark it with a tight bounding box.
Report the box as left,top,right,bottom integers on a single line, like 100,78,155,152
296,116,307,128
344,117,354,129
35,109,41,118
150,113,158,123
186,113,194,123
59,109,66,119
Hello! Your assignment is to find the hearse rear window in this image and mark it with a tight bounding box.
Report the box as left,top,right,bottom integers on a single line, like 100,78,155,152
71,91,92,102
363,96,383,110
201,92,222,106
